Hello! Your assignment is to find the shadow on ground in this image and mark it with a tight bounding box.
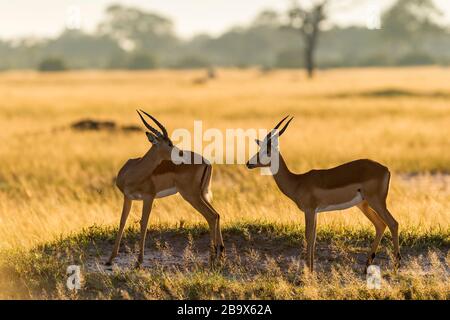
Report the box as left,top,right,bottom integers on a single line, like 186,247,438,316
84,225,449,276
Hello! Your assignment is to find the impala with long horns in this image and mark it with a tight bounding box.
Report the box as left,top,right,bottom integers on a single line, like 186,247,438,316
246,117,401,272
106,110,224,267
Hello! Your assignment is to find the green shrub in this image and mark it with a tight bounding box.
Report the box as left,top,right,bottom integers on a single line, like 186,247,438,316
127,52,156,70
38,57,67,72
173,55,210,69
275,49,303,69
396,52,435,66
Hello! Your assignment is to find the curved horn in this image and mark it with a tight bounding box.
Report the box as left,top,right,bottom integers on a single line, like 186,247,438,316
278,116,294,137
265,115,290,140
274,115,290,130
139,109,168,138
136,110,163,138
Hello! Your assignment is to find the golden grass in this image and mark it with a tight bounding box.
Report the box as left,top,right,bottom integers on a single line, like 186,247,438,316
1,223,448,299
0,67,449,252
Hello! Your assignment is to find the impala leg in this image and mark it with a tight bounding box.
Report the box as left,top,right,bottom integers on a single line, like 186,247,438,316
304,211,317,272
201,194,225,260
365,196,401,269
215,213,225,260
196,199,221,268
106,196,132,266
199,165,224,260
181,193,220,267
357,201,386,272
136,196,154,268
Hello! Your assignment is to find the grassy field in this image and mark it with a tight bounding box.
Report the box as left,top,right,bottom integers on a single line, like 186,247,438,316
0,68,449,299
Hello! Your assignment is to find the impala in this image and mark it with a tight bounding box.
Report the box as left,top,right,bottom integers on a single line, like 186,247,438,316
246,116,401,272
106,110,224,267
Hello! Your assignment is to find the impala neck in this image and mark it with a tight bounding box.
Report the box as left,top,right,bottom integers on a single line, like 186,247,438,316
127,146,163,182
139,145,163,171
271,151,298,199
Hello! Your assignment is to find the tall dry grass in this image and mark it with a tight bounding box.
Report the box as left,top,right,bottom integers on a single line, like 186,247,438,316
0,68,449,251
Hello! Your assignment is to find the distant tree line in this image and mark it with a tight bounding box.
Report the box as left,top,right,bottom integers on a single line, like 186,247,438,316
0,0,449,73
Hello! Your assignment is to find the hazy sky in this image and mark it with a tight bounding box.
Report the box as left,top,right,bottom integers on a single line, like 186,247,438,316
1,0,450,40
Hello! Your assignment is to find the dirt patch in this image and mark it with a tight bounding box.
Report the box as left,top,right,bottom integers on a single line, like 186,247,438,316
84,229,449,276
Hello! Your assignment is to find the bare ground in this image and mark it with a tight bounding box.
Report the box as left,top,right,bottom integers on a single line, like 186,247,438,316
84,228,449,277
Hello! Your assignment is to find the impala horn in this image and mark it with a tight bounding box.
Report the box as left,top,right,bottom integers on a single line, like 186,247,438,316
136,110,164,137
139,109,168,138
136,110,162,138
265,115,290,141
278,116,294,137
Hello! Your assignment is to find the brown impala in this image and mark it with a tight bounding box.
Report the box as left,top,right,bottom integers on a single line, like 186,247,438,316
106,110,224,268
246,116,401,272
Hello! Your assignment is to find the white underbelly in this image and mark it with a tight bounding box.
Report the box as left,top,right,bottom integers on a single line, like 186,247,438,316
125,187,178,200
155,187,178,199
316,192,363,213
125,191,144,200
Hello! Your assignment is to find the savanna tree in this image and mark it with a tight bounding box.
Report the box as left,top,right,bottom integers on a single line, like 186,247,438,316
286,1,328,78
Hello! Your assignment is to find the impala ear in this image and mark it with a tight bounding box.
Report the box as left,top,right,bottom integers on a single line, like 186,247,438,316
146,132,159,144
255,139,263,146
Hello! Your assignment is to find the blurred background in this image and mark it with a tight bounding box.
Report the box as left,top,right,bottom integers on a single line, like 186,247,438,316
1,0,450,74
